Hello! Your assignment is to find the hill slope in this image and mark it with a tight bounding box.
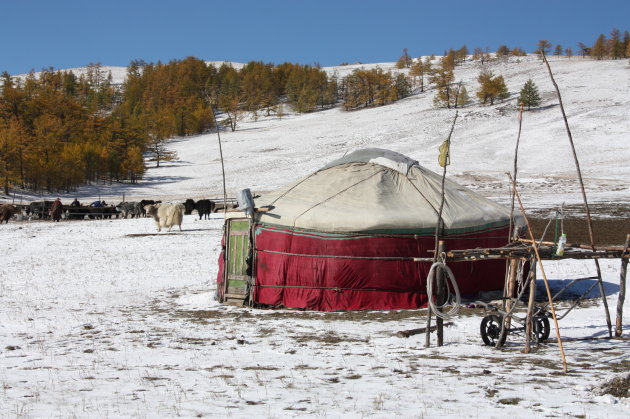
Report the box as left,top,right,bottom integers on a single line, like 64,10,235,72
8,56,630,214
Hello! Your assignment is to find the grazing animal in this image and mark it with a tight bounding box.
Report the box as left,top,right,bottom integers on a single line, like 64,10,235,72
116,201,140,218
144,203,185,232
139,200,157,217
27,201,53,219
194,199,215,220
0,204,18,223
183,199,195,215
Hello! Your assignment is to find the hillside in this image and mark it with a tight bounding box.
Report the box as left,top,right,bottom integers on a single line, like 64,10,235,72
10,55,628,217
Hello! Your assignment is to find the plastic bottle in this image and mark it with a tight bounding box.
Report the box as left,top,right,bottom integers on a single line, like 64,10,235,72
556,233,567,256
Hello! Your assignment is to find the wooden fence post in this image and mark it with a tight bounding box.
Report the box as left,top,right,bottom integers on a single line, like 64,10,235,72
615,234,630,337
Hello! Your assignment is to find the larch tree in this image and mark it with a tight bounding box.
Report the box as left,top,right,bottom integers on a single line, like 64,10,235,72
554,44,563,56
591,34,608,60
565,47,573,58
510,47,527,57
476,71,509,105
609,28,624,59
410,57,431,92
496,45,510,58
430,58,455,108
536,40,552,59
396,48,413,69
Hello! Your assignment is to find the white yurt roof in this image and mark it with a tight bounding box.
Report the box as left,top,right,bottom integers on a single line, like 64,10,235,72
255,148,512,233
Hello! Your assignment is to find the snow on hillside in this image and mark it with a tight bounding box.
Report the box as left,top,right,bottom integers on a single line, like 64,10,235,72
9,55,628,214
1,56,630,418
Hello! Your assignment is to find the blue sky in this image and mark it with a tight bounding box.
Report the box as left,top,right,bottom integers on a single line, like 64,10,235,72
2,0,629,75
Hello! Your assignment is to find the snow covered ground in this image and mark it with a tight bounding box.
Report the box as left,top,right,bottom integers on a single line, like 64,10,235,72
1,55,629,417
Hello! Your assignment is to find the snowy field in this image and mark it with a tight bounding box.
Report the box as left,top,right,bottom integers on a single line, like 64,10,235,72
1,55,630,417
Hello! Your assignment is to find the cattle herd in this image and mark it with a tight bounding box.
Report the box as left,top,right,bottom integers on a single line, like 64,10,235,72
0,197,230,225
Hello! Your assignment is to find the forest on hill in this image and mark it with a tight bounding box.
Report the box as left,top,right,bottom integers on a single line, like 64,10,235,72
0,29,628,195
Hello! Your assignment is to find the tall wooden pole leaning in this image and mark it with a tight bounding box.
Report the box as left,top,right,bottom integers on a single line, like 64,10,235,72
509,173,568,372
210,107,229,221
498,104,525,348
542,52,613,337
616,234,630,337
425,111,458,348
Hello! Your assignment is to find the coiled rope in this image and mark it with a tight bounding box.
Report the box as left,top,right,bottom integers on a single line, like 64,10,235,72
425,258,461,319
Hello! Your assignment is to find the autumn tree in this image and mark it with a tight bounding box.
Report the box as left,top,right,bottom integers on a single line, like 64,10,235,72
510,47,527,57
476,71,509,105
554,44,563,56
591,34,608,60
518,79,541,110
472,48,491,64
430,58,455,108
409,57,432,92
341,68,410,110
609,28,624,59
455,45,469,63
496,45,510,57
536,40,552,59
396,48,413,69
577,42,590,58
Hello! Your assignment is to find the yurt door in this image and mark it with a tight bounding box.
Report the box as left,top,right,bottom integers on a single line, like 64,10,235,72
223,217,253,305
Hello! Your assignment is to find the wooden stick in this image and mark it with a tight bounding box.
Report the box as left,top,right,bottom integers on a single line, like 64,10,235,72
427,112,459,349
519,238,627,252
509,103,525,241
437,241,446,346
542,52,612,337
397,322,454,338
498,258,519,348
524,258,537,353
509,173,568,372
615,234,630,337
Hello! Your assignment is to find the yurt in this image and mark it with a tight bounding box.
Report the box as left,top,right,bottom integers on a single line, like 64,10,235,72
217,148,514,311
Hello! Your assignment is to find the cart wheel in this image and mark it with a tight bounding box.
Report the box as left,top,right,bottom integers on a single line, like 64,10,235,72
480,315,507,347
533,316,550,342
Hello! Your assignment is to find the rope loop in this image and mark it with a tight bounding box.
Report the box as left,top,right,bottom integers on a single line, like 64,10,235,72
426,261,461,319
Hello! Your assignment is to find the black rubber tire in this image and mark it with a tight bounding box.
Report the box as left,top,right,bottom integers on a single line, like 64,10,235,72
480,315,507,347
533,316,551,342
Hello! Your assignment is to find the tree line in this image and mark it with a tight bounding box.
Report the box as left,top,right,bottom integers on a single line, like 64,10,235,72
1,27,627,194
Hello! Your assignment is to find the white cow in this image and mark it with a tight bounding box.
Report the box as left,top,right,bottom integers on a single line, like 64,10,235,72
144,203,184,232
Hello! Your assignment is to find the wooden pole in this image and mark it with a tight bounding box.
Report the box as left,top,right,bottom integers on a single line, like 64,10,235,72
541,52,613,337
509,172,568,372
424,308,432,348
426,112,458,348
524,258,537,353
509,103,525,240
437,241,446,347
615,234,630,337
497,258,519,348
210,107,229,221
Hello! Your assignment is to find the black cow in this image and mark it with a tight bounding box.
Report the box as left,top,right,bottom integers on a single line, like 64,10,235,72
184,199,195,215
194,199,215,220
